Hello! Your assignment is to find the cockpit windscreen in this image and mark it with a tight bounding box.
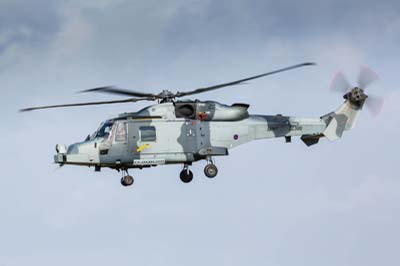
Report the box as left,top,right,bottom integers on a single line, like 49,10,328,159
92,121,114,139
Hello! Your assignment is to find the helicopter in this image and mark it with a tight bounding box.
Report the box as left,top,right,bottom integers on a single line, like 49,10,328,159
21,62,383,187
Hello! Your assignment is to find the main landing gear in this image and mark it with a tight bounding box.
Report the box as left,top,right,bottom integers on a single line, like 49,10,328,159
204,157,218,178
204,163,218,178
179,159,218,183
120,169,134,187
180,165,193,183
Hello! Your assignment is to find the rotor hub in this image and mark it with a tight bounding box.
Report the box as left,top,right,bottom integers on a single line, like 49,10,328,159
157,90,176,102
352,87,368,101
344,87,368,107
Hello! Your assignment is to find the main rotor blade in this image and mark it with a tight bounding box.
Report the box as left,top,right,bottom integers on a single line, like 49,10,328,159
358,66,379,89
175,62,316,97
19,98,151,112
81,86,159,98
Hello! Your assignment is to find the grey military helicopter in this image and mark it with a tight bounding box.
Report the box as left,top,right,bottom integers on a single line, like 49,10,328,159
21,63,383,187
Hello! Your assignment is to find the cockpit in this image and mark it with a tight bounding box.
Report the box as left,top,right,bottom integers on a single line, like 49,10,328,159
91,121,114,140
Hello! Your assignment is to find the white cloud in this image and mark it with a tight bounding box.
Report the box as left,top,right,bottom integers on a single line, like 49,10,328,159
50,7,93,57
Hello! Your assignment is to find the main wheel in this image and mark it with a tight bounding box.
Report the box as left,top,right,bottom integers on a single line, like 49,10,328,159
121,175,134,186
180,169,193,183
204,164,218,178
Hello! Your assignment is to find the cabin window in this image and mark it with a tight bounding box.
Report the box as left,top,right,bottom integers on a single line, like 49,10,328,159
140,126,156,142
115,122,127,142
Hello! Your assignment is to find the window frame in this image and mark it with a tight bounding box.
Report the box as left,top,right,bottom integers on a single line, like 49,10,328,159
139,126,157,142
114,121,128,142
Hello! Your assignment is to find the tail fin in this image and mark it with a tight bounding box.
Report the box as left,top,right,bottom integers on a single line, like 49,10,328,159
322,88,366,141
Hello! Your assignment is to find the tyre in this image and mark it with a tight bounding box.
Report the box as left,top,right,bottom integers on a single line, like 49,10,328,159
121,175,134,186
180,169,193,183
204,164,218,178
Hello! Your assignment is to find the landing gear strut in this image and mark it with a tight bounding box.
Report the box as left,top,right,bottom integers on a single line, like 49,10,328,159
204,158,218,178
120,169,134,187
180,165,193,183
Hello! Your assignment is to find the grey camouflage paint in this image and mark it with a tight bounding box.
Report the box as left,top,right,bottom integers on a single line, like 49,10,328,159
54,88,365,170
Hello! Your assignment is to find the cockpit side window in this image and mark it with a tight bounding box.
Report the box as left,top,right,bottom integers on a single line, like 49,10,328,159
94,121,114,139
139,126,156,142
115,122,127,142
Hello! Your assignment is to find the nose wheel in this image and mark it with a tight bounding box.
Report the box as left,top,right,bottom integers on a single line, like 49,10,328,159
180,165,193,183
120,169,134,187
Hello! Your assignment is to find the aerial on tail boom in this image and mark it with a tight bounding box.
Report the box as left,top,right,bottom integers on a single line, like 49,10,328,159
21,63,382,187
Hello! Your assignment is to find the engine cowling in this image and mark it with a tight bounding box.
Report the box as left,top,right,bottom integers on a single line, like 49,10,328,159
174,101,249,121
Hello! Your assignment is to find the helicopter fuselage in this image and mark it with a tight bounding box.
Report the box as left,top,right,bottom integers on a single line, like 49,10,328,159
54,100,327,170
21,62,373,186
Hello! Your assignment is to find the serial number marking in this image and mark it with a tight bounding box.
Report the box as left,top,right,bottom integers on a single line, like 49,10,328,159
133,159,166,165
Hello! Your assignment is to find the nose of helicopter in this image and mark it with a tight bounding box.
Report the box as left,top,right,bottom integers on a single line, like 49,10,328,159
54,141,100,166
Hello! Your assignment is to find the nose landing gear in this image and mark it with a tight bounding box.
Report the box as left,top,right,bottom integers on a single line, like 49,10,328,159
120,169,134,187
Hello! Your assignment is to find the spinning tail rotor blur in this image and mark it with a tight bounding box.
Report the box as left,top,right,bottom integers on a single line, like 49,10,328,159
330,66,384,116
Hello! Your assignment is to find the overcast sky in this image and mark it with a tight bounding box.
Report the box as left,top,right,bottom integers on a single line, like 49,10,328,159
1,0,400,265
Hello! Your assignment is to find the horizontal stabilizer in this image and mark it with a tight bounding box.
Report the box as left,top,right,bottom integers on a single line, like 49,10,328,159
301,134,323,146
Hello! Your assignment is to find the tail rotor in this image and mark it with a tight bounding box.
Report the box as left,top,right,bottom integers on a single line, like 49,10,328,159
330,66,384,116
357,66,379,89
330,71,351,94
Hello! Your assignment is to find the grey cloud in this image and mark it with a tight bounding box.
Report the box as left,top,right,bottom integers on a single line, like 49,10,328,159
0,0,63,54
